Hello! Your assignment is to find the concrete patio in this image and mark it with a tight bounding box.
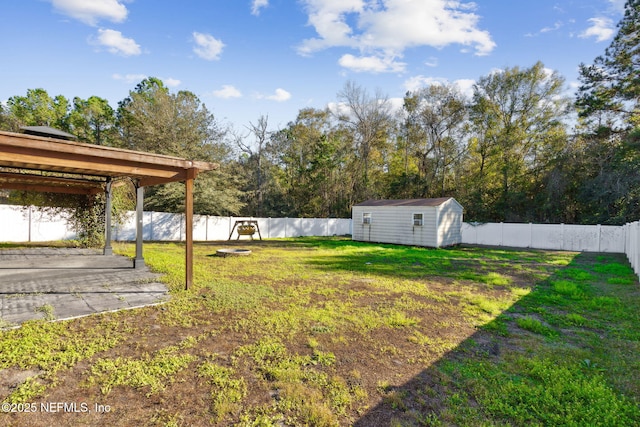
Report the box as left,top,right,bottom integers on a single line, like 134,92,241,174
0,247,168,327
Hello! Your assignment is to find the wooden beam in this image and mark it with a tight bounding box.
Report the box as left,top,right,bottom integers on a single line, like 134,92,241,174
0,131,217,192
0,172,105,187
0,148,181,179
184,168,197,290
0,131,203,169
0,182,98,195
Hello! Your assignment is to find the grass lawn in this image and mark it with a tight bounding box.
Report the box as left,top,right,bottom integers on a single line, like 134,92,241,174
1,237,639,426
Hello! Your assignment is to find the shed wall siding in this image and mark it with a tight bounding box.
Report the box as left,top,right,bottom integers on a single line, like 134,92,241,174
436,200,463,247
352,206,438,247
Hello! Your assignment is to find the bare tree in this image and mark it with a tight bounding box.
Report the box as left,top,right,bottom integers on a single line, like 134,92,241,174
237,115,270,216
336,80,391,201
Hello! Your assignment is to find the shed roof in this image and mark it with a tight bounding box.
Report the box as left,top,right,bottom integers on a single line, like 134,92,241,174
354,197,455,207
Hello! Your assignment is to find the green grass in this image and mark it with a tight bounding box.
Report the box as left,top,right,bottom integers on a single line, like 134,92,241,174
516,316,558,337
446,356,639,426
0,237,638,426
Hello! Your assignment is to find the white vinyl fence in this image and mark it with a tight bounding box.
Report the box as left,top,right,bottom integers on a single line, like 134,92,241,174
461,222,640,279
111,212,352,241
1,205,639,280
625,221,640,278
0,205,352,242
461,222,626,253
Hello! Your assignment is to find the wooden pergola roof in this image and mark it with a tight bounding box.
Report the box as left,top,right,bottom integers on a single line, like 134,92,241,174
0,130,217,289
0,130,215,190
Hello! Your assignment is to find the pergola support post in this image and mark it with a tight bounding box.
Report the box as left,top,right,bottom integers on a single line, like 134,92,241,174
103,178,113,256
134,183,145,269
185,168,196,290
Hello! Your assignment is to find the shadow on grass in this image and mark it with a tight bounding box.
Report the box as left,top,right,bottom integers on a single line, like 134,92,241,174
303,238,573,285
349,251,640,426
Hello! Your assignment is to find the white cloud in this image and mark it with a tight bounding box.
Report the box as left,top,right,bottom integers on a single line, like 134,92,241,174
298,0,496,68
94,29,141,56
251,0,269,16
579,17,615,42
213,85,242,99
112,73,148,83
256,88,291,101
164,78,181,87
297,0,364,55
266,88,291,102
50,0,128,26
338,54,405,73
192,32,225,60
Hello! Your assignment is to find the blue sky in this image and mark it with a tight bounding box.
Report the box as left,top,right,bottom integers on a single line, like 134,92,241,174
0,0,627,133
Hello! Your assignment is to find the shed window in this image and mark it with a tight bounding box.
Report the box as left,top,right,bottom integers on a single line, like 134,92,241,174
362,213,372,225
413,213,423,226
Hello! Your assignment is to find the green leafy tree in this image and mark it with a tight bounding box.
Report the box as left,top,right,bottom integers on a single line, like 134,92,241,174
467,62,569,221
68,96,117,145
0,102,22,132
267,108,351,217
399,84,469,198
576,0,640,129
6,88,70,130
571,0,640,223
118,78,244,215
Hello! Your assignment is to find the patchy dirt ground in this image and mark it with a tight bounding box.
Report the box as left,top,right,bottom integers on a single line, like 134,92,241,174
1,239,637,426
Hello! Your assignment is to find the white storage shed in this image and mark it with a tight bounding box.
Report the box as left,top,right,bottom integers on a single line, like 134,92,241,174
352,198,463,248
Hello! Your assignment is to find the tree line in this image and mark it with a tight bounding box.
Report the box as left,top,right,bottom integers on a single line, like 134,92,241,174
1,0,639,228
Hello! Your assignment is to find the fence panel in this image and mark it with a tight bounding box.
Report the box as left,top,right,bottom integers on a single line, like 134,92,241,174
531,224,563,250
475,223,503,246
601,226,626,253
562,224,598,252
206,216,231,240
328,218,352,236
1,205,31,242
29,209,76,242
148,211,181,241
502,223,531,248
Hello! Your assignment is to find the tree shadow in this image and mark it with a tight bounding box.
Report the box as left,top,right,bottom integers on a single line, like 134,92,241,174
349,251,640,426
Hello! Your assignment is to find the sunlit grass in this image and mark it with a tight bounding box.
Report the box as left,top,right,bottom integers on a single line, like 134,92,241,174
1,238,638,426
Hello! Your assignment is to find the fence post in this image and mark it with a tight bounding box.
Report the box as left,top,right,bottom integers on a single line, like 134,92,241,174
28,205,32,242
529,223,533,248
597,224,601,252
561,223,565,251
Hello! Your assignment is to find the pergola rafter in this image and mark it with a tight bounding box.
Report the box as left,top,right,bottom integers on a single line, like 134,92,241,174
0,130,217,290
